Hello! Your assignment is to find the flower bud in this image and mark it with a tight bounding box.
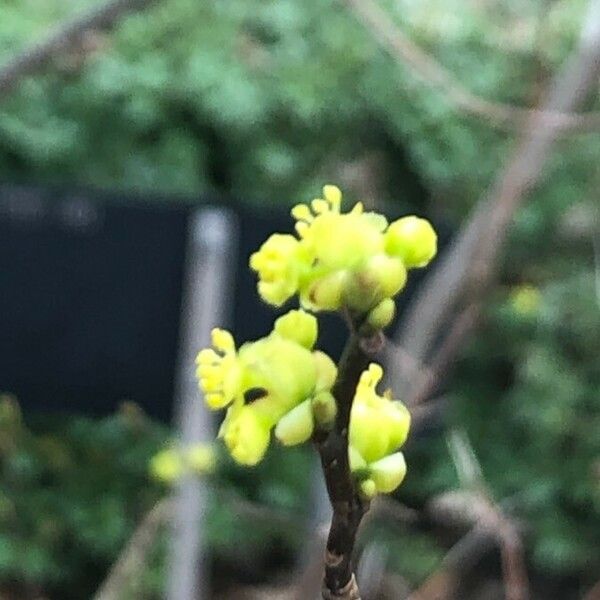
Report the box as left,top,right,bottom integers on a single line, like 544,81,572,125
311,391,337,428
359,478,377,499
385,216,437,268
275,400,314,446
313,351,337,392
349,445,367,472
343,255,406,312
366,298,396,330
301,270,348,311
222,407,271,466
369,452,407,493
385,403,411,453
150,449,183,483
274,309,317,349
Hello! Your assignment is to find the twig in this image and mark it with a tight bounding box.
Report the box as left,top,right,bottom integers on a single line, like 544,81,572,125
388,0,600,397
314,327,384,599
93,497,172,600
342,0,600,133
94,486,303,600
0,0,155,98
406,302,481,407
406,526,496,600
447,430,529,600
583,579,600,600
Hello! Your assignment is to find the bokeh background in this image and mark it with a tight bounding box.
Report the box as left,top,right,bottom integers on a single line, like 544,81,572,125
0,1,599,599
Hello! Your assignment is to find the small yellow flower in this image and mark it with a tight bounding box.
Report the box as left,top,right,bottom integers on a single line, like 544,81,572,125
196,310,337,466
385,216,437,268
509,285,541,316
349,363,410,494
274,308,317,349
149,448,184,483
293,186,384,271
195,328,241,409
250,184,438,323
250,234,303,306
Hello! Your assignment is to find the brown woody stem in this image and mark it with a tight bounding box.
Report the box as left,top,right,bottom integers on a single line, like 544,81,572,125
314,326,384,599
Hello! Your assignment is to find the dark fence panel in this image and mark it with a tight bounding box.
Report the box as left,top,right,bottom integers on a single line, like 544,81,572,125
0,184,190,420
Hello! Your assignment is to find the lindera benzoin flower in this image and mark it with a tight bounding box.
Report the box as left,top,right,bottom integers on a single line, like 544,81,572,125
249,184,437,329
196,185,437,501
196,309,337,466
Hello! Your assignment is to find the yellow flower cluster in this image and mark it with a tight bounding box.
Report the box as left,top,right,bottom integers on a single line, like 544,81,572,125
349,363,410,496
196,309,337,466
149,443,216,484
275,361,411,496
250,185,437,328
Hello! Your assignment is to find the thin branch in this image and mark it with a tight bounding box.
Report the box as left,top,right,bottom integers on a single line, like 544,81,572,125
388,0,600,398
406,302,481,407
342,0,600,133
447,430,529,600
406,526,496,600
94,487,303,600
0,0,156,98
314,327,384,599
93,497,172,600
583,579,600,600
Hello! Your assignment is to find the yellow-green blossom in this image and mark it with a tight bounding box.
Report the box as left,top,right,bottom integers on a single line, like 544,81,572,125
149,443,216,484
509,284,541,316
249,184,437,326
249,234,305,307
385,216,437,268
149,448,184,483
349,363,410,495
196,309,337,466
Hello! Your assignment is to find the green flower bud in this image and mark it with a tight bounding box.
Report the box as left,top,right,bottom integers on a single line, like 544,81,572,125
343,255,406,312
313,351,337,392
369,452,407,493
367,298,396,330
349,445,367,472
359,478,377,499
301,270,348,311
385,216,437,268
274,309,317,349
150,449,184,483
275,400,314,446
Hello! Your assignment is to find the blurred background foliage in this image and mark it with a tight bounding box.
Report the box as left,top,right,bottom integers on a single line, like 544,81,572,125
0,0,599,597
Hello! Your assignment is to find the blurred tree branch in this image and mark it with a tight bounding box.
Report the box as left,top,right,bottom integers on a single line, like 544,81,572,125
386,0,600,401
583,579,600,600
446,430,529,600
93,497,171,600
0,0,156,98
342,0,600,133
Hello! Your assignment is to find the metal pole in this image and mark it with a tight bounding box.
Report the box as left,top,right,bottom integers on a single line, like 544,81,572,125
167,207,238,600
